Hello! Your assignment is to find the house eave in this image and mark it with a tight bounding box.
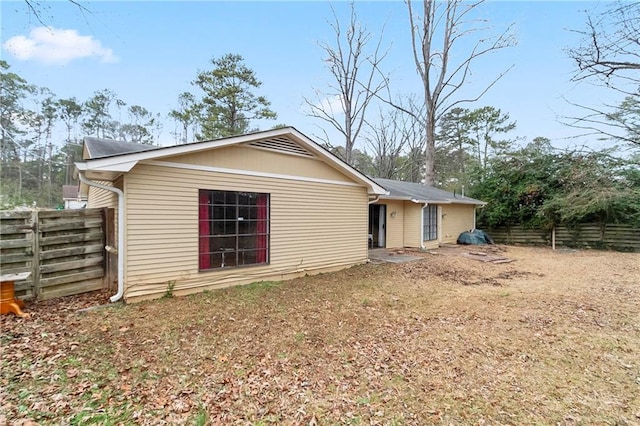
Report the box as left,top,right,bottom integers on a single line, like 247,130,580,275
75,161,127,182
376,195,485,206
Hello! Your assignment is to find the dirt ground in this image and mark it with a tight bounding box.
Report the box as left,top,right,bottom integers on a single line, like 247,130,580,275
1,245,639,425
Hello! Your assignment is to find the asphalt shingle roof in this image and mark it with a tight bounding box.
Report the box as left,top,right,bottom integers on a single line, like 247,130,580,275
81,137,481,204
374,178,485,205
84,137,158,159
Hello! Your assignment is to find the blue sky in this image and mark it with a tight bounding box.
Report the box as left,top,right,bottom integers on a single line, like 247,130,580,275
1,1,619,151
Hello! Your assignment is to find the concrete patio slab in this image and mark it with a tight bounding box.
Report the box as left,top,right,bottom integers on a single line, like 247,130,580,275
368,249,423,264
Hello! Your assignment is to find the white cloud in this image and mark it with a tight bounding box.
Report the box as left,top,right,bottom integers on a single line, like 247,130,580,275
3,27,118,65
315,95,345,116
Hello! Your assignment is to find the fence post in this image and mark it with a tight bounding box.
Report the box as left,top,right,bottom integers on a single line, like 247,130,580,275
30,210,41,299
102,208,117,291
552,227,556,250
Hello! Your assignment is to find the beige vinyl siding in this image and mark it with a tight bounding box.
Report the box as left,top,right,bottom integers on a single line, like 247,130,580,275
87,177,123,241
441,204,476,243
122,163,368,302
372,200,424,248
379,200,404,249
87,181,117,209
403,201,423,248
168,145,352,183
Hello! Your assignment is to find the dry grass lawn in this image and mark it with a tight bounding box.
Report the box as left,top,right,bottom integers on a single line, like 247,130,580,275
1,245,639,425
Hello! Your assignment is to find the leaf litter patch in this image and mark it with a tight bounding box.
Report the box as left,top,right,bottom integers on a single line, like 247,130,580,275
1,247,639,424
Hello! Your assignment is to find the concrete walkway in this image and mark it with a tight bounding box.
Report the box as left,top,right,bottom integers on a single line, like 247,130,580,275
368,248,423,264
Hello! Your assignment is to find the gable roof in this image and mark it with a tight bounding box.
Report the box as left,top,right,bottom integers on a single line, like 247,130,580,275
374,178,485,205
76,127,387,195
62,184,82,200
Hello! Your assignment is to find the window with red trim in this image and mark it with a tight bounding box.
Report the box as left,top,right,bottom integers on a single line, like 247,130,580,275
199,190,269,270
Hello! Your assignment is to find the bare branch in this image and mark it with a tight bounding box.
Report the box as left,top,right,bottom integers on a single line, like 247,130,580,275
565,2,640,146
561,96,640,146
305,2,389,164
567,2,640,86
23,0,48,27
22,1,93,28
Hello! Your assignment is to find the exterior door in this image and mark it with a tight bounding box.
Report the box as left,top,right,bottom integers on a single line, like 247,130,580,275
368,204,386,248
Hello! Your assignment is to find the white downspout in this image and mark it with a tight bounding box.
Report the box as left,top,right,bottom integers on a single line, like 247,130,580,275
79,172,125,303
420,203,428,249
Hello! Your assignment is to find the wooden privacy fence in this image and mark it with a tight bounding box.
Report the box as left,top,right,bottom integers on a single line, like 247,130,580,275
487,223,640,252
0,208,114,300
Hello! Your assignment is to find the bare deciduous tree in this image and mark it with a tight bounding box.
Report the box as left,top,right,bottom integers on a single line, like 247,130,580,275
388,0,514,185
305,3,388,165
365,108,409,179
565,2,640,146
366,95,426,181
567,2,640,91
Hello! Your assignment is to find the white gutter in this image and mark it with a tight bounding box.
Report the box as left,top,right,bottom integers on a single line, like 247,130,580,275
78,172,125,303
368,196,381,204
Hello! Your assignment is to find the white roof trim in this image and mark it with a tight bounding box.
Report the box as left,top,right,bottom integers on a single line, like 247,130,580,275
76,160,139,173
76,127,387,195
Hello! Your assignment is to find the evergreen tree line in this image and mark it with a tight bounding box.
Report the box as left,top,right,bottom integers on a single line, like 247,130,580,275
0,60,163,208
0,54,278,208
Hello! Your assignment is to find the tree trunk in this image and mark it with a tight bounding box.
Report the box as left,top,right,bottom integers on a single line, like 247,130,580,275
344,103,353,164
423,108,436,186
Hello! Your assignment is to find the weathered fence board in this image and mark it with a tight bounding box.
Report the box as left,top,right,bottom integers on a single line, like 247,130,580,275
41,279,105,301
39,269,105,288
0,208,111,300
0,239,32,249
38,209,102,219
39,232,105,246
40,257,104,274
1,212,35,296
487,223,640,252
39,219,104,233
39,244,104,261
1,253,33,263
0,224,35,234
